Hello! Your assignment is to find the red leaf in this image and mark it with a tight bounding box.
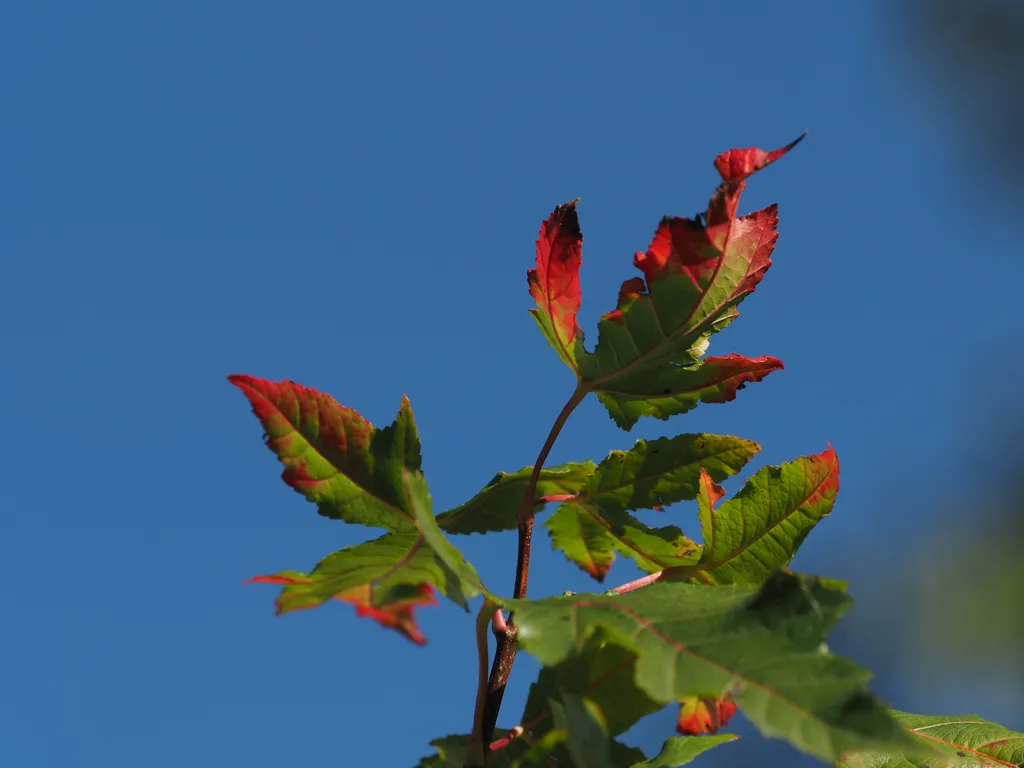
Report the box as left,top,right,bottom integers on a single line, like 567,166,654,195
632,205,779,298
528,200,583,367
246,573,437,645
694,354,784,403
228,374,374,499
341,583,437,646
708,133,805,224
677,694,737,735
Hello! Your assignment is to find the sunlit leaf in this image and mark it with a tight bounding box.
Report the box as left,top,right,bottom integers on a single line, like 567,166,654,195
530,138,803,430
528,200,584,371
677,446,840,585
437,462,596,535
506,571,916,762
545,434,759,579
229,375,421,532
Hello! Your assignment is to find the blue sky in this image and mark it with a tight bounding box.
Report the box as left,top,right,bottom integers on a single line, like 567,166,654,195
2,3,1020,766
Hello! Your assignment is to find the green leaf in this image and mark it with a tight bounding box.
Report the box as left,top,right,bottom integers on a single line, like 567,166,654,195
416,732,528,768
521,632,662,740
516,632,735,765
402,469,489,602
632,735,738,767
545,434,759,580
838,712,1024,768
594,354,784,431
506,571,917,763
437,462,596,535
228,375,422,532
247,470,486,644
682,446,839,585
551,694,617,768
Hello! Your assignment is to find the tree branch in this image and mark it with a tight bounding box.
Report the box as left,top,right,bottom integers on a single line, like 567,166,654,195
480,385,586,752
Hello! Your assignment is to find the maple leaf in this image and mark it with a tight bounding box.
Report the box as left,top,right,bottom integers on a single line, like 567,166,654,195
670,445,840,586
506,571,918,763
231,375,488,642
528,200,584,370
244,473,486,643
838,712,1024,768
248,573,437,645
528,138,802,429
228,375,421,531
544,434,759,580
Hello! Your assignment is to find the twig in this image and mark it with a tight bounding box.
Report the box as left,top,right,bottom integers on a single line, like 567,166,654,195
463,601,497,767
480,385,586,752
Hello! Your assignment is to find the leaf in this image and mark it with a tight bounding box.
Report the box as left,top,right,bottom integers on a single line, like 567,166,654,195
417,731,528,768
506,570,918,763
565,138,802,430
676,694,737,735
515,634,736,765
679,446,840,585
437,461,596,535
248,567,437,645
521,632,663,741
545,434,759,580
594,353,784,430
246,471,486,644
551,694,616,768
528,200,584,371
228,375,421,532
632,735,738,767
838,712,1024,768
402,469,488,600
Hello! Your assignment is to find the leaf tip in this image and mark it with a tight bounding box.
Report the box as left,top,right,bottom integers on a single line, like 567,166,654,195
677,695,737,735
713,133,806,183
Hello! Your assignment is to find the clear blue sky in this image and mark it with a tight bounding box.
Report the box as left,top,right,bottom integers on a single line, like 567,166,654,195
2,3,1020,766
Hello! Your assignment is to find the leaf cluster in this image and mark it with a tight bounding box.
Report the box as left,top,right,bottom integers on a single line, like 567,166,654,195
227,138,1020,767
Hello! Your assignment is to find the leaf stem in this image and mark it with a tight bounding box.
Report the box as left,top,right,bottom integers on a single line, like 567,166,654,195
609,570,667,595
464,600,497,768
480,384,587,753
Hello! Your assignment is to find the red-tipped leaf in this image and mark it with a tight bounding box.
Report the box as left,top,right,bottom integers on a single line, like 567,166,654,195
528,201,584,371
228,375,421,532
246,571,438,645
569,138,802,430
677,694,738,736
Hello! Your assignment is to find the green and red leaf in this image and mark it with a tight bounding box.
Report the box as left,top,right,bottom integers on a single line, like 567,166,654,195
437,461,596,535
247,569,437,645
838,711,1024,767
545,434,759,580
229,375,421,532
245,483,486,642
676,694,737,736
506,571,917,763
679,446,840,585
528,200,584,372
528,138,802,430
594,353,784,430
